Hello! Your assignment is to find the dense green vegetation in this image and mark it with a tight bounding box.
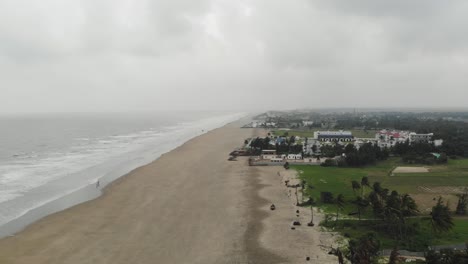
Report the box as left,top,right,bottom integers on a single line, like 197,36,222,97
322,219,468,252
335,114,468,157
249,136,303,155
294,158,468,250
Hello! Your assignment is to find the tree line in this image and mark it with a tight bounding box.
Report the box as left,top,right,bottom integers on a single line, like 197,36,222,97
248,136,303,155
318,177,468,263
336,114,468,157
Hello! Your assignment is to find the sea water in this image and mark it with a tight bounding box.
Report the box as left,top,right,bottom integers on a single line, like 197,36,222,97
0,112,245,236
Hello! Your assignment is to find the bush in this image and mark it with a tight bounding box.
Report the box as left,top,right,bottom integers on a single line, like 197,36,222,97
321,158,336,167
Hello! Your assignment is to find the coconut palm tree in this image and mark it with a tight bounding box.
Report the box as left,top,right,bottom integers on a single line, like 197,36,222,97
401,194,418,217
354,196,369,221
361,176,370,197
372,182,383,197
351,180,361,196
308,197,316,226
346,232,380,264
430,197,454,234
368,191,384,220
335,194,345,224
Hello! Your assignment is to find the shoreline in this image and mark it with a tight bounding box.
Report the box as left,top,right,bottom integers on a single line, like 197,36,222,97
0,119,336,264
0,116,244,239
0,118,263,263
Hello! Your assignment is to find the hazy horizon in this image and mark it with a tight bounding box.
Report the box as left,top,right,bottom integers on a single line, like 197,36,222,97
1,0,468,113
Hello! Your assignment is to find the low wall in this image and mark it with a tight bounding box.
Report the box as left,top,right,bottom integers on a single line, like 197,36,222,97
249,160,321,166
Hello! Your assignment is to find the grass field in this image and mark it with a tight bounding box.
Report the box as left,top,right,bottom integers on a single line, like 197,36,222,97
271,129,379,138
295,158,468,206
294,158,468,248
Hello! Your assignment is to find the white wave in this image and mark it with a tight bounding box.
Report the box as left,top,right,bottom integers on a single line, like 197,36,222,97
0,112,247,227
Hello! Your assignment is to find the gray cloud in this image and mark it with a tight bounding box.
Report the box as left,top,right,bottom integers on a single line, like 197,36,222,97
0,0,467,112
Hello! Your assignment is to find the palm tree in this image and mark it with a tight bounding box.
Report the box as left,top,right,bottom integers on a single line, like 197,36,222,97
335,194,345,224
354,196,369,221
361,176,370,197
400,194,419,239
346,232,380,264
351,180,361,196
401,194,418,217
372,182,383,197
429,197,454,234
308,197,316,226
368,191,384,220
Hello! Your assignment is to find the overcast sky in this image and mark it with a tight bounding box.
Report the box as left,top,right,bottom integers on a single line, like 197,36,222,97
1,0,467,113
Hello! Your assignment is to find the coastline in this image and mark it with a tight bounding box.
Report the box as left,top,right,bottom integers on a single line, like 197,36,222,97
0,117,335,264
0,118,261,263
0,114,245,239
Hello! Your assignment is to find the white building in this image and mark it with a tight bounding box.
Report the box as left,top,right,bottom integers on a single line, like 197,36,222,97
261,150,277,160
434,139,444,147
287,153,303,160
409,133,434,143
270,157,285,163
374,130,410,148
314,131,354,142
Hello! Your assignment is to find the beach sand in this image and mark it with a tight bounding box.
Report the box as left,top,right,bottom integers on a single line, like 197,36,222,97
0,121,336,264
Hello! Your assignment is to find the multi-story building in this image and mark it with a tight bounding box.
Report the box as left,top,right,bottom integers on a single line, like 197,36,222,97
314,131,354,142
409,133,434,143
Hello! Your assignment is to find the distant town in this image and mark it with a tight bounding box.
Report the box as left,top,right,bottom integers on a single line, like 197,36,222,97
238,110,449,167
230,110,468,263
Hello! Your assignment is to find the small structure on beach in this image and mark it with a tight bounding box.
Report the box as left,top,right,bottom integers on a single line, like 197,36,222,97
287,153,302,160
261,150,278,160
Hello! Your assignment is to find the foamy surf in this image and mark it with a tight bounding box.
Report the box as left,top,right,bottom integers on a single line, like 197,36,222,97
0,112,246,237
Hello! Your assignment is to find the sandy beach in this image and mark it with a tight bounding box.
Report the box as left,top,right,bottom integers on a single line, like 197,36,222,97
0,121,336,264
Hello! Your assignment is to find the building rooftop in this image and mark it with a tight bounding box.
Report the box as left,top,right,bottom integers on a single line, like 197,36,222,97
315,130,352,136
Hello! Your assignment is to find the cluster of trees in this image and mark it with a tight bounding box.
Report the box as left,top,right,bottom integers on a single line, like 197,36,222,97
346,233,388,264
393,140,448,165
248,136,303,155
322,178,461,263
275,141,303,155
321,143,389,167
248,137,271,154
348,178,420,241
336,114,468,157
343,143,389,167
339,235,468,264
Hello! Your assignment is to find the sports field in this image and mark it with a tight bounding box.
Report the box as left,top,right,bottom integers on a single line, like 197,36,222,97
295,158,468,212
295,158,468,250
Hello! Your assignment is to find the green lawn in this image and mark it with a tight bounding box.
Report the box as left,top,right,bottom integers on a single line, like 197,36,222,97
432,219,468,246
295,158,468,203
295,158,468,249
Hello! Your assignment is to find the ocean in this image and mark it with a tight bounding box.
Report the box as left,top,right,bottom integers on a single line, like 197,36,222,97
0,112,245,236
